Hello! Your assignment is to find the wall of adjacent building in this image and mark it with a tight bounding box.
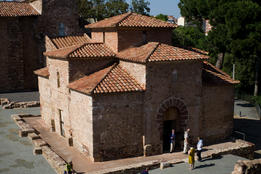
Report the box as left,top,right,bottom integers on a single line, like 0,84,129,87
92,92,144,161
202,83,234,144
144,61,203,154
0,17,40,92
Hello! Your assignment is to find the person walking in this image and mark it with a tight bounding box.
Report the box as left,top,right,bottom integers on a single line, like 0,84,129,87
197,137,203,161
170,129,175,153
183,128,190,154
188,147,195,170
64,161,73,174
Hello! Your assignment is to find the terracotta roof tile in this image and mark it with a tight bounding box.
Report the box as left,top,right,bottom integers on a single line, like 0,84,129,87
0,2,40,17
85,12,176,29
34,67,49,78
68,64,145,95
116,42,159,63
149,43,209,62
203,61,240,84
116,42,209,63
50,35,91,49
44,43,115,59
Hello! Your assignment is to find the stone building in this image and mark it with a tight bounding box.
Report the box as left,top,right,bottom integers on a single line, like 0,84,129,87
35,12,239,162
0,0,80,92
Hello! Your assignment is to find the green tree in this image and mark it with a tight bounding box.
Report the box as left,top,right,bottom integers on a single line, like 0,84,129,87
172,26,207,50
155,14,168,22
130,0,150,15
178,0,261,96
105,0,129,17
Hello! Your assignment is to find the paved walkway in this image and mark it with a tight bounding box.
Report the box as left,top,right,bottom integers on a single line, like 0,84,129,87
0,107,55,174
23,116,252,174
150,154,246,174
234,99,259,120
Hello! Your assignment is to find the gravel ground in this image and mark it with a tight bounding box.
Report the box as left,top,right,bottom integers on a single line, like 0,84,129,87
0,106,55,174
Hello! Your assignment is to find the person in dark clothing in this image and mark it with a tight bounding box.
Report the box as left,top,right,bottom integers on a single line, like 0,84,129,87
170,129,175,153
141,168,149,174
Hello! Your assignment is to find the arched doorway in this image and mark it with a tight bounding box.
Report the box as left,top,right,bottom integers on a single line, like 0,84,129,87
157,97,188,153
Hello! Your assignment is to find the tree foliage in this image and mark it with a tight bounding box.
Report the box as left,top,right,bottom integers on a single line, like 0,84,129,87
79,0,150,21
130,0,150,15
178,0,261,95
155,14,168,22
172,26,208,50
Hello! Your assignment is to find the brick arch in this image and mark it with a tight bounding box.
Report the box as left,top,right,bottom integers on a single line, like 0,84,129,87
157,97,189,130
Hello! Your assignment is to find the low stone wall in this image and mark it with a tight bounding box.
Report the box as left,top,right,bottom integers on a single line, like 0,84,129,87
213,140,255,160
12,114,66,174
232,159,261,174
0,98,9,106
1,99,40,109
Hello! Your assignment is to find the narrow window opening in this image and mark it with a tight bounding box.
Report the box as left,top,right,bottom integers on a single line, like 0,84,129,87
58,23,65,36
142,31,148,44
57,71,60,88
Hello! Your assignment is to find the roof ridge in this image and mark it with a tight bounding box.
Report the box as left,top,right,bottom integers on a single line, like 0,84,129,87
203,68,240,84
91,63,118,94
203,61,231,77
66,43,87,58
145,42,161,62
116,12,132,27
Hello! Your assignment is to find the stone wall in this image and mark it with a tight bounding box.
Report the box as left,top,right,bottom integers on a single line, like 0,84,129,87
37,0,81,37
68,59,115,82
202,84,234,144
232,159,261,174
119,60,146,85
92,92,144,161
38,76,52,128
69,90,94,161
144,61,203,154
118,29,172,52
0,18,24,92
45,58,70,137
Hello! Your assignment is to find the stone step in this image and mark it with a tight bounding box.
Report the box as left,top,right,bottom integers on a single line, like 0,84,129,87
28,132,41,140
33,147,42,155
33,139,48,147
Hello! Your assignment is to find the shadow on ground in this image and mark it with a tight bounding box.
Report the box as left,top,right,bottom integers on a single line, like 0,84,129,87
234,118,261,158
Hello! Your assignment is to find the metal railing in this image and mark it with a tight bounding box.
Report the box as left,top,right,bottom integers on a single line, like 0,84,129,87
234,131,246,140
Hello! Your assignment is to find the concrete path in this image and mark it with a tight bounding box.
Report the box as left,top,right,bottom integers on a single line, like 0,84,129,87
0,107,55,174
23,116,252,174
234,99,259,120
150,154,246,174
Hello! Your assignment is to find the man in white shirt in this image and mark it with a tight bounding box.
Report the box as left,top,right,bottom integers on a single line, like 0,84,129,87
183,128,190,154
197,137,203,161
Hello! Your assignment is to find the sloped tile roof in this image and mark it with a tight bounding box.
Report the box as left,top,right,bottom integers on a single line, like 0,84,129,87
44,43,115,59
116,42,159,63
116,42,209,63
50,35,91,49
0,2,40,17
85,12,176,29
34,67,49,78
203,61,240,84
68,64,145,95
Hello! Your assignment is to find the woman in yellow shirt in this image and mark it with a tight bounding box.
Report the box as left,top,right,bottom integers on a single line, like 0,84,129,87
188,147,195,170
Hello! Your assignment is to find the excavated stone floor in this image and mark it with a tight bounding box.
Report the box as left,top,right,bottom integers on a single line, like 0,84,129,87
18,116,254,174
